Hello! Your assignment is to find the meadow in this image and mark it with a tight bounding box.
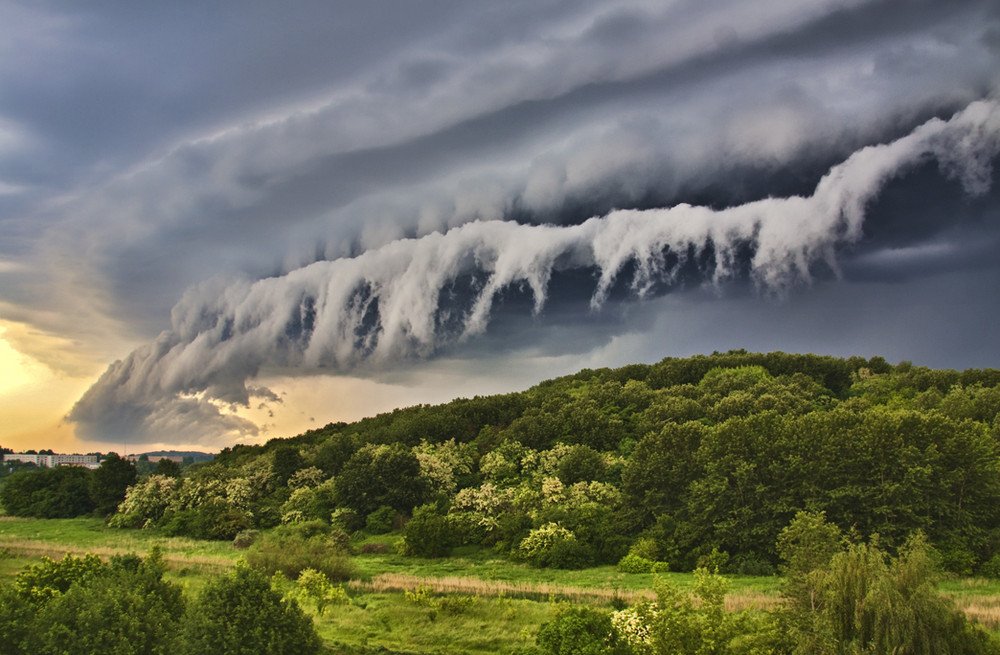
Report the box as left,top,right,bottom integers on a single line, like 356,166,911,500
2,516,1000,654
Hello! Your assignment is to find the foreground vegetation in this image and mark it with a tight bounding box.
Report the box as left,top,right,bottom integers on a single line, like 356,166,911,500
2,514,1000,654
4,350,1000,652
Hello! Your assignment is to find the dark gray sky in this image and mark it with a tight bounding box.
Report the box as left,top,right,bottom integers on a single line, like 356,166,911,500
2,0,1000,450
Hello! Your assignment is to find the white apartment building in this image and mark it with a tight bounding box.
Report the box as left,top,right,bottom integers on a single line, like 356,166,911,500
3,453,99,468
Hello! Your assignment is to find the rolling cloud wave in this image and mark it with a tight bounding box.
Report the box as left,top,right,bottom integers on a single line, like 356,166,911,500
68,98,1000,442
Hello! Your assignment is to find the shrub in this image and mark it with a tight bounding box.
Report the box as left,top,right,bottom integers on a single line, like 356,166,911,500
13,553,106,602
365,505,396,534
979,553,1000,579
232,529,261,550
729,552,776,576
160,500,249,541
628,537,661,562
275,519,330,541
696,546,730,573
327,528,351,553
518,523,593,569
399,504,454,558
32,561,184,655
537,605,629,655
183,561,321,655
617,553,654,574
359,542,389,554
246,532,355,581
3,550,185,655
296,568,350,615
330,507,362,532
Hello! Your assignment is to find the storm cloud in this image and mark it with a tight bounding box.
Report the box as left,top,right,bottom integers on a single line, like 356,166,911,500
68,100,1000,441
2,1,1000,446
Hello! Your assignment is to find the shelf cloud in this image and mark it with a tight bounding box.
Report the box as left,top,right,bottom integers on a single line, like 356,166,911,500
68,100,1000,442
2,1,1000,447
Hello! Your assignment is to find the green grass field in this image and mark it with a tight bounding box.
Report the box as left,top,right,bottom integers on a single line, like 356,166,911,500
2,517,998,653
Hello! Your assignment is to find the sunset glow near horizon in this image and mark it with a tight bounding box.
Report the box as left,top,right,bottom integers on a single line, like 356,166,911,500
2,1,1000,454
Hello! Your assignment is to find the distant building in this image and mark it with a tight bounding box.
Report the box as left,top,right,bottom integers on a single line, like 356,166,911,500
3,453,99,469
126,454,185,464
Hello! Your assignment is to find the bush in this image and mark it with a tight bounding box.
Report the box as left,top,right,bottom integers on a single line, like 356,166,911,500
617,553,654,574
538,605,629,655
518,523,593,569
246,532,355,581
729,552,776,576
359,542,389,554
628,537,661,562
3,550,185,655
327,528,351,553
160,500,249,541
330,507,362,532
980,553,1000,579
183,561,321,655
296,568,350,614
399,504,454,558
365,505,396,534
696,546,730,573
275,519,330,541
232,529,261,550
32,562,184,654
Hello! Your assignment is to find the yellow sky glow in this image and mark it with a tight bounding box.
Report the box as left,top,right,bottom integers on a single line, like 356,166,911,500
0,323,97,453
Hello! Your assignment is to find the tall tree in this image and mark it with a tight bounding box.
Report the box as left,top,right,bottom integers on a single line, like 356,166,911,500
89,453,137,516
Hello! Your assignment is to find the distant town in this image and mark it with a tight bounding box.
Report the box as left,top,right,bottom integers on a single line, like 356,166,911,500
2,449,214,471
3,452,99,469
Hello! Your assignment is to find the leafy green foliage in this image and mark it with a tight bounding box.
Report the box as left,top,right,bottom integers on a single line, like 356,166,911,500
89,453,138,517
617,553,654,574
537,605,628,655
182,561,322,655
0,466,95,518
245,528,355,581
89,350,1000,579
400,503,454,557
295,568,350,614
783,533,1000,654
1,550,185,655
335,444,428,516
518,523,593,569
152,458,181,478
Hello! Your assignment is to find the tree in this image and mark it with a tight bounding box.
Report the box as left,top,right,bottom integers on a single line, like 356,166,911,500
153,458,181,478
785,534,1000,654
400,503,454,558
2,550,184,655
89,453,137,516
777,511,843,613
182,561,321,655
108,474,182,528
334,444,427,516
0,466,95,518
556,444,606,485
271,446,304,487
538,605,628,655
30,553,184,655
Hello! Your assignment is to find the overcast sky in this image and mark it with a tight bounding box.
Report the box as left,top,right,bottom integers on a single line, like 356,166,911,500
2,0,1000,453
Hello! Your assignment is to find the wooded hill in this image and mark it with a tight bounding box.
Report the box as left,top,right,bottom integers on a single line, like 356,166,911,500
98,351,1000,574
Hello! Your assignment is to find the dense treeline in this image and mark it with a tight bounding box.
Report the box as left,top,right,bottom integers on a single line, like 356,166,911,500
0,453,137,519
17,351,1000,576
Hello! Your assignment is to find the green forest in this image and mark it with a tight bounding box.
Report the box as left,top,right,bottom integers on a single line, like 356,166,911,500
4,350,1000,653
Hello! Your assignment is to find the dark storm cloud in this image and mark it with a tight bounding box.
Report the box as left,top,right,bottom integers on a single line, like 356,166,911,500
2,1,1000,444
68,101,1000,441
